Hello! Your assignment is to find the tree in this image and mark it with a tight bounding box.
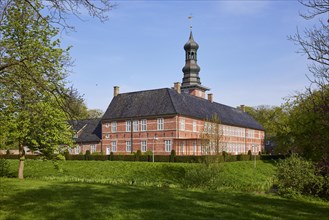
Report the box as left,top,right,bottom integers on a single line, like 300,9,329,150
87,109,104,118
0,0,73,179
0,0,114,83
243,105,290,154
199,115,224,155
64,87,89,119
0,0,115,30
283,86,329,161
284,0,329,161
290,0,329,87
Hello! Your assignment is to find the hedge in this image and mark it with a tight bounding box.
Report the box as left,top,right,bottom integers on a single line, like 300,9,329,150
0,153,286,162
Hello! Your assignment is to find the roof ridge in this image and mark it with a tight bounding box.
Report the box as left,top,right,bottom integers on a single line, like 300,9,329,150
118,87,168,96
166,88,178,114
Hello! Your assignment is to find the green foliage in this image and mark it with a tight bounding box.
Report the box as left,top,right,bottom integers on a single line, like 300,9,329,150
1,178,329,220
0,0,73,178
170,149,176,162
85,150,91,160
0,158,11,177
144,150,153,156
276,155,325,197
183,163,223,189
135,150,141,161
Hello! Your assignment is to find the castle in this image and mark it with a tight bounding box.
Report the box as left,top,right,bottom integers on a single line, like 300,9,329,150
70,32,264,156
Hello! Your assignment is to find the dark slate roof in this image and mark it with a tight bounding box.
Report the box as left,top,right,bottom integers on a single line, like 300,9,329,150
103,88,264,130
69,118,102,143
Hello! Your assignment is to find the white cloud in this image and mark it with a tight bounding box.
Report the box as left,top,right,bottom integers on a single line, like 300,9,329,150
217,0,271,16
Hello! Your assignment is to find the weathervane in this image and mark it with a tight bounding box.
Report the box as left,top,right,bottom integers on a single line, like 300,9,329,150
188,15,193,31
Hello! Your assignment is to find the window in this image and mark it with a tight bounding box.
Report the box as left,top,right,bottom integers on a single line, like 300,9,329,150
133,120,139,131
204,122,209,132
180,142,185,153
141,140,147,152
192,121,197,132
165,140,172,152
105,123,110,128
105,133,109,139
157,118,164,130
193,141,197,154
111,121,117,132
180,119,185,131
91,144,96,153
111,141,117,152
126,141,131,152
126,120,131,132
141,119,147,131
75,145,81,154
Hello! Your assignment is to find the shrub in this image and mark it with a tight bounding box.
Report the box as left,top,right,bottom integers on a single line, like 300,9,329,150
276,154,324,197
144,150,153,156
109,152,114,161
183,163,223,189
135,150,142,161
170,150,176,162
0,159,10,177
85,150,91,160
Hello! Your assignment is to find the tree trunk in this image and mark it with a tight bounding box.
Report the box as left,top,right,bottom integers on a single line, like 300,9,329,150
18,144,25,179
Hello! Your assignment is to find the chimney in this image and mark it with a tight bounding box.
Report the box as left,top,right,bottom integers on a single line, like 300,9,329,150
207,93,213,102
174,82,181,94
113,86,119,97
240,104,245,112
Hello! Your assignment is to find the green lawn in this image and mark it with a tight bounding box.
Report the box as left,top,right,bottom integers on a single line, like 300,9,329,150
1,178,329,220
1,160,329,219
6,160,276,191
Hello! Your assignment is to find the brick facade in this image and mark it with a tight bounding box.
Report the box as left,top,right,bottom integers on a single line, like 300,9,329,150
101,115,264,155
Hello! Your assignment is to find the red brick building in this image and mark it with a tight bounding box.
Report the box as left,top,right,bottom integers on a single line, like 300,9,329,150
71,31,264,155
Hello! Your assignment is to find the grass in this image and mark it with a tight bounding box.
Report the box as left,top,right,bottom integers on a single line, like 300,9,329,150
1,178,329,220
2,159,328,219
6,159,276,191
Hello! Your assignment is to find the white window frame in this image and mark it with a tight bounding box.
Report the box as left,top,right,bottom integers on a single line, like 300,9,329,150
165,140,172,152
106,146,111,155
105,123,110,128
133,120,139,132
180,118,185,131
192,121,197,132
126,141,131,152
141,140,147,152
111,121,117,133
126,120,131,132
141,119,147,131
157,118,164,130
75,145,81,154
193,141,197,154
180,142,185,153
90,144,96,153
111,141,117,152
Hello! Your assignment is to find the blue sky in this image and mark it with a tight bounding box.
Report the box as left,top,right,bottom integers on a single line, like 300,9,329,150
62,0,318,111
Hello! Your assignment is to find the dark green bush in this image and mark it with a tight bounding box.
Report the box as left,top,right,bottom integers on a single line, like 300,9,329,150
237,154,250,161
135,150,142,161
276,154,324,197
0,159,10,177
139,155,149,162
154,155,170,162
170,150,176,162
85,150,91,160
109,152,114,161
183,163,223,189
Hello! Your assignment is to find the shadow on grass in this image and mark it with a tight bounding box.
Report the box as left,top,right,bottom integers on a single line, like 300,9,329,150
1,179,329,220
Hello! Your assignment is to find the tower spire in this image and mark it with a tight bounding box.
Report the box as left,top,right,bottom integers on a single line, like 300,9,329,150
180,28,210,98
